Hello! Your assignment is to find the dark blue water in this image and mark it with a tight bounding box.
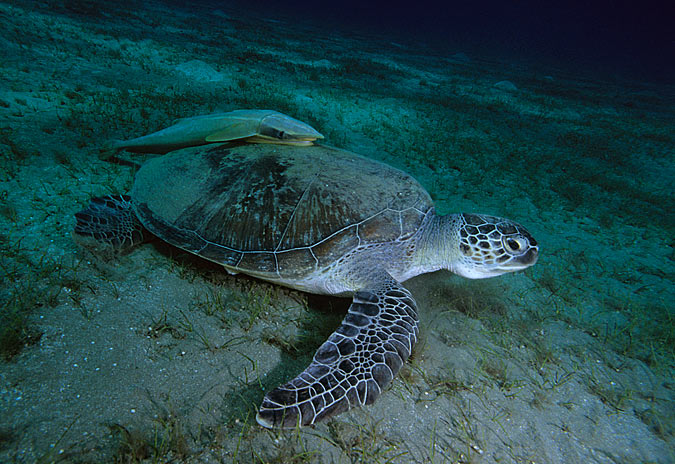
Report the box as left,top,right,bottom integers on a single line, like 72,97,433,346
188,0,674,84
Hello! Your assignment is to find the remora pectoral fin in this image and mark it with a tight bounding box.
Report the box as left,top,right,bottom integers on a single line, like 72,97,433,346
256,275,419,428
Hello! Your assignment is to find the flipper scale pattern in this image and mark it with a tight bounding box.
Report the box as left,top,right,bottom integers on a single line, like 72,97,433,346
257,277,418,428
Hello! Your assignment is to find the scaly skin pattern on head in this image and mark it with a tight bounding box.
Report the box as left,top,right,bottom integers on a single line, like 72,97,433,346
411,211,539,280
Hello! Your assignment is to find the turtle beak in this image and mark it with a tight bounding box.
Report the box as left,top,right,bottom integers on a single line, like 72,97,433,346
521,246,538,266
504,245,538,270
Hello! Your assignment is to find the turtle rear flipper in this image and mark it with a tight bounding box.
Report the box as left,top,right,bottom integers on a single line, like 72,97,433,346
73,194,145,255
256,274,418,428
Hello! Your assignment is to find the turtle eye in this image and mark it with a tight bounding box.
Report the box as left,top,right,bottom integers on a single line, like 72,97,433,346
503,236,527,254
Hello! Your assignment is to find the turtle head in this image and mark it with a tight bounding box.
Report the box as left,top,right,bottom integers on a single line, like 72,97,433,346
449,213,538,279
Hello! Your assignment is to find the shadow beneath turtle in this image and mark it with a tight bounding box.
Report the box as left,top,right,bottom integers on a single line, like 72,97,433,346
148,238,231,280
99,153,146,169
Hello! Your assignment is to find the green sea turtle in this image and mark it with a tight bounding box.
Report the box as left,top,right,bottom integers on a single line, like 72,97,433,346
99,109,323,159
74,143,538,428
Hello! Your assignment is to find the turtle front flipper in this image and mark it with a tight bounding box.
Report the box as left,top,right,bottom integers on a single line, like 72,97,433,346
73,194,145,253
256,276,418,428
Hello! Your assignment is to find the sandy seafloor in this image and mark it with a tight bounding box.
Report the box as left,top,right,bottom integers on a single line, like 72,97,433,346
0,1,673,463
